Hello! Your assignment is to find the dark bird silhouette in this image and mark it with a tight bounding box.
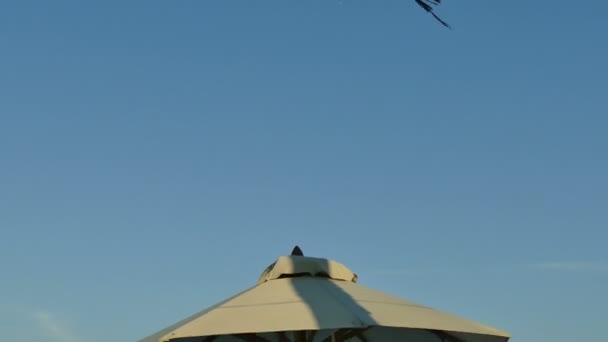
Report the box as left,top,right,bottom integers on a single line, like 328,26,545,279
415,0,451,28
291,245,304,256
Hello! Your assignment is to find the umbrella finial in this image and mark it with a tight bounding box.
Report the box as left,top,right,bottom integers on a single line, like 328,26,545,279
291,245,304,256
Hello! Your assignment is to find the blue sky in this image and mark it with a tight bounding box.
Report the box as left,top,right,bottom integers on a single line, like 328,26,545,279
1,1,607,341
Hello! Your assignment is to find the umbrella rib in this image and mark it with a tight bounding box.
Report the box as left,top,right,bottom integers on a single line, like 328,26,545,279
233,333,273,342
343,328,370,342
277,331,291,342
334,329,346,341
295,330,307,342
332,328,369,342
428,330,467,342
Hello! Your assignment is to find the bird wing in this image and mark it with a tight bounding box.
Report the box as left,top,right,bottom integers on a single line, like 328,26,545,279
415,0,451,28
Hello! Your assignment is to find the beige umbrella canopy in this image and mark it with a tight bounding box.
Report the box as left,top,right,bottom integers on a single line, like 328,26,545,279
139,247,510,342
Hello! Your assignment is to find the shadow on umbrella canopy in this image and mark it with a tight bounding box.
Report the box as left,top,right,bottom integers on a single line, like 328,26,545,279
138,246,510,342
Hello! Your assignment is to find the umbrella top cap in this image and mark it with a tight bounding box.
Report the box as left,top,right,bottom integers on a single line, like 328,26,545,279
257,248,358,285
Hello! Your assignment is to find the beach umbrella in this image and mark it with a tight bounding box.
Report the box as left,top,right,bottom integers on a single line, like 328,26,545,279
139,246,510,342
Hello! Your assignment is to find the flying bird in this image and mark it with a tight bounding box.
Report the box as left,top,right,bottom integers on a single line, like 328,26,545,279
415,0,451,28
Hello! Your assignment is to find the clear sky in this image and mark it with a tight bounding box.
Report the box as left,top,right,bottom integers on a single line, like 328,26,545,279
1,1,607,341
